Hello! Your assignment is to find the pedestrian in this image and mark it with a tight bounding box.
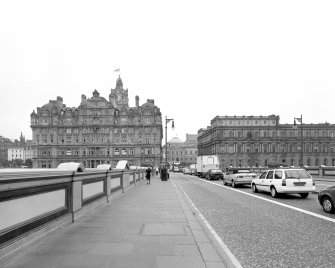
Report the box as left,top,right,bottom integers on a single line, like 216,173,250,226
146,167,151,184
156,166,159,176
161,166,168,181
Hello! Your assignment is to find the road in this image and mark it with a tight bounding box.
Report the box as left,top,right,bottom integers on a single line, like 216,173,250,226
171,172,335,268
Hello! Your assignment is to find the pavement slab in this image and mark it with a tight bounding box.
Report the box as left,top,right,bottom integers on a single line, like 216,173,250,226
2,175,228,268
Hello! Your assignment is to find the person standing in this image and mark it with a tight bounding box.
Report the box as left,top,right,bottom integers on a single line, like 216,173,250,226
146,167,151,184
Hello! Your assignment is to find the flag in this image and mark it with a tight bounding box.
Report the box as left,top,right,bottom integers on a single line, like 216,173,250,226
296,118,302,123
114,68,120,72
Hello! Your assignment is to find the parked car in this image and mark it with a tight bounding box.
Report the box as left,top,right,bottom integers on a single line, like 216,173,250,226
223,168,257,187
206,169,224,180
183,168,192,175
190,168,197,176
251,168,316,198
318,186,335,213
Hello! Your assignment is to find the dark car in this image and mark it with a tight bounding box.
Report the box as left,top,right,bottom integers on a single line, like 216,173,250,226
206,169,224,180
318,186,335,213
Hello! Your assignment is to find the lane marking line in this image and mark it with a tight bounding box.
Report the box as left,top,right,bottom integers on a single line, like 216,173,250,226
172,178,243,268
189,176,335,224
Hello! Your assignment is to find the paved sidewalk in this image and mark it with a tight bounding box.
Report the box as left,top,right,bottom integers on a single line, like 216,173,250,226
3,174,227,268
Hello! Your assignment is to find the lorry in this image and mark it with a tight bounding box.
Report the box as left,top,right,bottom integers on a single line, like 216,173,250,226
196,155,220,178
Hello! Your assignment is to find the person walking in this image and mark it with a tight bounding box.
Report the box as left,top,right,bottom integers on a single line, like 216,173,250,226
146,167,151,184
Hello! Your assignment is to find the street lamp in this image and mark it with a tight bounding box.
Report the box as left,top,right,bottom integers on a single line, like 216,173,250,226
294,115,304,167
165,116,175,168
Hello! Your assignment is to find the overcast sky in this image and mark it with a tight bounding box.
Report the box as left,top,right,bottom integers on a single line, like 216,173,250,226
1,0,335,142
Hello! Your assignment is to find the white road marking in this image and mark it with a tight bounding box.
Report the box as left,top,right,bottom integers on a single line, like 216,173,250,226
172,179,243,268
187,176,335,224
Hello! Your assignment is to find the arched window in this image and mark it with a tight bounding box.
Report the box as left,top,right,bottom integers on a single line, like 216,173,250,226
324,158,328,166
121,148,127,155
114,148,120,155
229,131,234,138
291,159,295,166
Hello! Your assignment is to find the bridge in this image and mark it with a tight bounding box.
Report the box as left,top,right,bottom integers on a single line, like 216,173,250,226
0,164,233,268
1,164,335,267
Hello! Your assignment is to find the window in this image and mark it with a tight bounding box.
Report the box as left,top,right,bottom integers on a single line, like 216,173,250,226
259,172,267,179
114,148,120,155
66,128,71,134
121,148,127,155
266,171,273,179
274,171,283,179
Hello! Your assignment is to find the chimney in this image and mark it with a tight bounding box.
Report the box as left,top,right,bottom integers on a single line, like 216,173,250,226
135,96,139,107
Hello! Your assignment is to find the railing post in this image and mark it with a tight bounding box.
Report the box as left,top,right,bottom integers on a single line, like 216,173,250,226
121,170,124,193
71,172,82,222
106,170,112,202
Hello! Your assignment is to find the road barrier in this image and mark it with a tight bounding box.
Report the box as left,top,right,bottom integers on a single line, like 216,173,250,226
0,164,145,259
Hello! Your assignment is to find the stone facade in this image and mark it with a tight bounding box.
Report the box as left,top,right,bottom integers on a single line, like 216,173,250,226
163,134,198,167
198,115,335,169
30,76,163,168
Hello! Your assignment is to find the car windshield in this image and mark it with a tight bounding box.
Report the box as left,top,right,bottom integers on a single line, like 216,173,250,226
284,169,312,179
211,170,222,173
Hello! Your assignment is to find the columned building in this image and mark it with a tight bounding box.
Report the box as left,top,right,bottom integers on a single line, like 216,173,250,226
30,76,163,168
198,115,335,169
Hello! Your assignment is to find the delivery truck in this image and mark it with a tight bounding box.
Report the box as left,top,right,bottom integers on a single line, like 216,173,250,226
196,155,219,178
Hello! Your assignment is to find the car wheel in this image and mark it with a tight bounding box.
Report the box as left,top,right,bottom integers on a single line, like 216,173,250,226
232,180,236,188
252,183,258,193
322,197,335,213
300,193,309,198
270,186,278,198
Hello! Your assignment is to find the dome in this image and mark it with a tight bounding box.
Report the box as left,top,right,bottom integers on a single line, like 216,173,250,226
168,136,184,144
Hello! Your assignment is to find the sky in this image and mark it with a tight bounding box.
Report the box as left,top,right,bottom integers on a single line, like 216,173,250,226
1,0,335,142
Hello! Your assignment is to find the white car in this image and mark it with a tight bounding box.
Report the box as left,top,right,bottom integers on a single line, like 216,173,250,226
251,168,316,198
223,168,257,187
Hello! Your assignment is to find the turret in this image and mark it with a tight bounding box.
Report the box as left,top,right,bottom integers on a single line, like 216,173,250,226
136,96,139,107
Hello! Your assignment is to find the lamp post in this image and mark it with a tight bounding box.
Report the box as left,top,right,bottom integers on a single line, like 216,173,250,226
294,115,304,167
165,116,175,168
